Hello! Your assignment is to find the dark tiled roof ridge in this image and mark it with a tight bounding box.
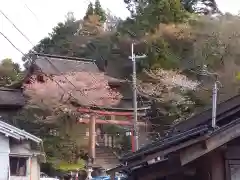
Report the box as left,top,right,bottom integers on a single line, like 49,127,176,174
34,53,96,63
0,87,22,91
121,124,209,159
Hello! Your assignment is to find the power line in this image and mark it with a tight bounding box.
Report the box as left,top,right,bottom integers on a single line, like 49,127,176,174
0,9,35,46
0,8,121,124
0,29,127,132
24,3,40,22
0,31,25,56
14,3,165,135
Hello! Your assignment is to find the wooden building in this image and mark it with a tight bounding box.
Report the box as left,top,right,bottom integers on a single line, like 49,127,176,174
107,94,240,180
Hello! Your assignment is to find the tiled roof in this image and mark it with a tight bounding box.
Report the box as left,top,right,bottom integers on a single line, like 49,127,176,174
34,54,100,75
120,94,240,163
0,87,25,107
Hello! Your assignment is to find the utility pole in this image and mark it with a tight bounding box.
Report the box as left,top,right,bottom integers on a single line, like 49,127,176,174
87,114,96,179
200,65,219,129
131,43,139,151
212,78,218,128
129,43,146,151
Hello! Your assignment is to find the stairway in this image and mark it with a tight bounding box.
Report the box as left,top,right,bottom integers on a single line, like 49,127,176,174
94,146,120,170
93,135,120,170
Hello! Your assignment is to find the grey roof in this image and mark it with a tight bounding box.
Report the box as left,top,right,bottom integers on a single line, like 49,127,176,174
0,87,25,107
0,120,42,144
34,54,100,75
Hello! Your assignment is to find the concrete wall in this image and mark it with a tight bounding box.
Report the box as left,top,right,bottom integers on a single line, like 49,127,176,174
0,134,10,180
30,156,40,180
10,141,40,180
10,141,32,156
9,141,41,180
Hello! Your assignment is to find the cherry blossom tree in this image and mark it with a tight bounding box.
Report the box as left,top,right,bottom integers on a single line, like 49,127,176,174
24,72,122,111
138,69,199,103
137,68,199,128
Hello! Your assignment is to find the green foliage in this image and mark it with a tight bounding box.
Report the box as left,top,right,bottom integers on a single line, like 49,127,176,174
146,39,179,69
124,0,219,15
84,1,106,23
94,0,106,23
23,13,79,64
0,58,22,86
21,2,230,153
56,159,85,171
84,2,94,20
119,0,188,37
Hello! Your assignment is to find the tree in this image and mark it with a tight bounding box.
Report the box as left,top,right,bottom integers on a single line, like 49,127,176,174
65,11,76,25
84,2,94,20
94,0,106,23
23,71,123,165
104,10,121,31
138,69,199,133
124,0,219,15
0,58,22,86
24,71,122,111
79,15,103,36
189,15,240,103
180,0,219,14
120,0,188,36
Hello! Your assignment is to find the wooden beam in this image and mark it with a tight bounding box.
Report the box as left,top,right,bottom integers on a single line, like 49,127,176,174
225,160,231,180
78,118,146,126
135,158,185,180
180,123,240,166
77,107,146,116
107,136,206,175
211,150,225,180
125,135,207,167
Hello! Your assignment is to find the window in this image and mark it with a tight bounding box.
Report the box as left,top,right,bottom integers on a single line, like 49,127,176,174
9,156,28,176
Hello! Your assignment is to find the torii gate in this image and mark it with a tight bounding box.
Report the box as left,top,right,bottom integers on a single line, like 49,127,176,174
77,106,150,161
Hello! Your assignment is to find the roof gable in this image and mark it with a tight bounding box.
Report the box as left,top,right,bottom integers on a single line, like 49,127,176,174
0,120,42,144
33,54,100,75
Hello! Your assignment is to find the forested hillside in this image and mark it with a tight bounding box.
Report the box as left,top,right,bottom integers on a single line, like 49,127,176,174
6,0,240,172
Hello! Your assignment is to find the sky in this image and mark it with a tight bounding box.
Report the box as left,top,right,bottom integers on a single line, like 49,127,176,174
0,0,239,67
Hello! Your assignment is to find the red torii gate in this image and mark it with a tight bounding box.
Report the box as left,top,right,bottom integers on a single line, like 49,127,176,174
77,106,150,154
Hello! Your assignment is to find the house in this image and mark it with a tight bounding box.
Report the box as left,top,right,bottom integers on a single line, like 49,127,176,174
25,53,151,171
107,94,240,180
0,120,44,180
0,87,44,180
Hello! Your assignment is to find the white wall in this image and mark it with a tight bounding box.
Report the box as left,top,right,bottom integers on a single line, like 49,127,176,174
0,134,10,180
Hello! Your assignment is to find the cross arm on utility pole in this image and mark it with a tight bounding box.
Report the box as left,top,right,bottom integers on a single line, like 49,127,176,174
130,43,147,152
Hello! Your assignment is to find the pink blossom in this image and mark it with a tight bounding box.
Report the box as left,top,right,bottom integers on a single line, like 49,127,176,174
24,72,122,111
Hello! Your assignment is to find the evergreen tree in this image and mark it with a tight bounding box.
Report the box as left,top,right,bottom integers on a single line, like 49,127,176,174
84,2,94,20
94,0,106,23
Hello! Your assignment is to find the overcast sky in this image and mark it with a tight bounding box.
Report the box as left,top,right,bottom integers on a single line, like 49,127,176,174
0,0,239,67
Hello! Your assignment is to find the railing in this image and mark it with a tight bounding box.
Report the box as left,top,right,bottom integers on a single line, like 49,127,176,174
96,133,118,148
